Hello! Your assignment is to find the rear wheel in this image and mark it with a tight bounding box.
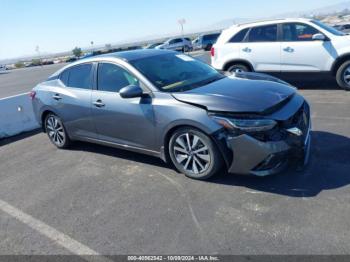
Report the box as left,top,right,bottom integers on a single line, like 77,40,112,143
336,61,350,91
45,113,70,148
169,128,223,180
227,64,250,74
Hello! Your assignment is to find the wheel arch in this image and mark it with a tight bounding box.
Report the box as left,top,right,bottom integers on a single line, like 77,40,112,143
223,59,254,72
331,54,350,76
40,108,60,132
161,123,231,169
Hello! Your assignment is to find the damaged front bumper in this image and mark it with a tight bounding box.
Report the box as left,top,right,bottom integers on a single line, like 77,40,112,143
218,101,312,177
226,127,311,176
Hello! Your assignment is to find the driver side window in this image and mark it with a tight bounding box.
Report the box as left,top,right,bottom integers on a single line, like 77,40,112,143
97,63,139,93
282,23,320,42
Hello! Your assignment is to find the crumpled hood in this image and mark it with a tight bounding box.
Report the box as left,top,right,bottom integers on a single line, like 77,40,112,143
171,73,296,114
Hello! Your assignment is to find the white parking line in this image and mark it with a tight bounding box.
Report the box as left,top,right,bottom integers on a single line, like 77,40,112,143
0,92,29,101
0,199,112,261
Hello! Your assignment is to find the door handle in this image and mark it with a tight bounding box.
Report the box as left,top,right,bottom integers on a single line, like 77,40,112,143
52,94,62,100
93,100,105,108
242,47,252,53
283,47,294,52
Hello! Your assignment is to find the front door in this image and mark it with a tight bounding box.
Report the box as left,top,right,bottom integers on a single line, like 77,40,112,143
91,62,156,150
280,23,335,72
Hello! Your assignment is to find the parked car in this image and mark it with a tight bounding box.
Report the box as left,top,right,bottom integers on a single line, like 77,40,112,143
156,38,192,52
333,24,350,33
0,64,7,71
211,18,350,90
144,43,164,49
65,57,77,63
31,49,311,180
193,33,221,51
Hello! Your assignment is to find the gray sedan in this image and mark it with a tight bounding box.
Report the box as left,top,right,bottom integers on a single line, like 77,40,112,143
31,50,311,180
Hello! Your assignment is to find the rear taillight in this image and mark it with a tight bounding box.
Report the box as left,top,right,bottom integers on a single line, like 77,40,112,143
210,47,215,57
29,91,36,100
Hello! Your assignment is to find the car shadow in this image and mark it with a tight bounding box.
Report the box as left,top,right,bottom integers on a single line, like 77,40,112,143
69,141,170,169
285,78,340,90
209,131,350,198
67,131,350,198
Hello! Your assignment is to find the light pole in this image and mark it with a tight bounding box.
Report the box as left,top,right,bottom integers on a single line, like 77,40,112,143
90,41,94,52
35,45,42,66
178,19,186,37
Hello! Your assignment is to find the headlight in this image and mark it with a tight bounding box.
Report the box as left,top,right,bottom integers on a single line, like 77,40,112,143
210,116,277,132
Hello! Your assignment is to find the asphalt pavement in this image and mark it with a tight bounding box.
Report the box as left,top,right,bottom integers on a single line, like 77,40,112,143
0,51,350,256
0,63,66,99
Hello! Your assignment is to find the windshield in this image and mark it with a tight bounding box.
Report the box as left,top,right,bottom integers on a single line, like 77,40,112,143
130,53,225,92
311,20,346,36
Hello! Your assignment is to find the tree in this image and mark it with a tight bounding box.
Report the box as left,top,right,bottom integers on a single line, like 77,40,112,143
14,62,25,68
31,59,41,66
72,47,82,58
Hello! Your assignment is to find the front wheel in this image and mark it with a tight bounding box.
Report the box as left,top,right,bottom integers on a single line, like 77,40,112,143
227,64,250,74
169,128,223,180
45,113,71,148
336,61,350,91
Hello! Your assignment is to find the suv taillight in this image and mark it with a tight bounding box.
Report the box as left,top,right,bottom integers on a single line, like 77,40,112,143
29,91,36,100
210,47,215,57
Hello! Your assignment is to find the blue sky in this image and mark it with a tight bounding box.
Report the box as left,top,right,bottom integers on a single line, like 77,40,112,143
0,0,346,59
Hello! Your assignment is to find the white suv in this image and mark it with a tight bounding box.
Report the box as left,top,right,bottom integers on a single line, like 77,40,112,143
211,18,350,90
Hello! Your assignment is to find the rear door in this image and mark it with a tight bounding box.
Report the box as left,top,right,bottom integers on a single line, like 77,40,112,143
280,23,335,72
56,63,96,139
239,24,281,72
91,62,156,150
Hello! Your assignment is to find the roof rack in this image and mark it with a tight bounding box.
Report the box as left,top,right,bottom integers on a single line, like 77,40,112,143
234,17,310,27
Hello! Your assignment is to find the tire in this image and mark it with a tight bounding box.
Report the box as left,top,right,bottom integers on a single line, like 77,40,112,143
183,46,190,53
168,127,223,180
227,64,250,74
336,61,350,91
45,113,71,148
204,44,212,51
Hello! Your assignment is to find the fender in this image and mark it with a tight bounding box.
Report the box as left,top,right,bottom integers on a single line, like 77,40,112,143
331,52,350,74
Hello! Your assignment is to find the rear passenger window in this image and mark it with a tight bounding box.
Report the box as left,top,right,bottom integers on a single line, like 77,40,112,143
59,64,92,89
60,70,69,86
229,28,248,43
248,24,277,42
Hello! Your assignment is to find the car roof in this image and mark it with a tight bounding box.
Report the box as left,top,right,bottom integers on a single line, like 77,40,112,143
98,49,175,62
232,18,313,29
50,49,177,77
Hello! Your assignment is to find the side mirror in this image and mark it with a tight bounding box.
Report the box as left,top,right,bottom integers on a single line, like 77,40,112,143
312,33,326,41
119,85,143,99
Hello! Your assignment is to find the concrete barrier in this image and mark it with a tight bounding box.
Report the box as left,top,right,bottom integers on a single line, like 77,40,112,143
0,93,39,139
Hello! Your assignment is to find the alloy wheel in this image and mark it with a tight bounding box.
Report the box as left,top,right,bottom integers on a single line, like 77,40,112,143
343,65,350,86
173,133,211,175
46,115,66,147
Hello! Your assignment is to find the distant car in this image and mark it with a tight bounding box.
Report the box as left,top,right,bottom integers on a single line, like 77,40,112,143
0,65,7,71
192,33,221,51
31,49,311,180
212,18,350,90
333,24,350,33
144,43,164,49
80,53,94,60
66,57,77,63
156,38,192,52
